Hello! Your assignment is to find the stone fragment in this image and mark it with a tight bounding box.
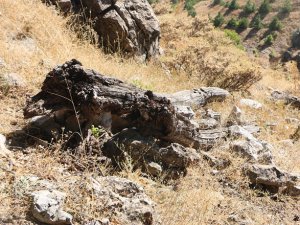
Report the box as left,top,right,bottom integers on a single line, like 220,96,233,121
240,98,263,109
0,134,11,157
31,190,72,225
89,176,160,225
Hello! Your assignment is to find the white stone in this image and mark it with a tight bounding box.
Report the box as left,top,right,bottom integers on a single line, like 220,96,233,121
240,98,263,109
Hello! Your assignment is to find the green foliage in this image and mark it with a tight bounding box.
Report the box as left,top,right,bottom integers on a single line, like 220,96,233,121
224,29,243,49
281,0,292,14
228,0,239,10
264,34,274,45
238,17,249,29
91,125,104,138
269,17,282,31
227,17,239,29
258,0,271,15
185,0,201,17
243,0,256,14
251,15,263,30
213,12,224,27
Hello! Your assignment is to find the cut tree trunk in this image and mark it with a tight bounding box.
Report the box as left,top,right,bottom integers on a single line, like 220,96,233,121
24,59,227,149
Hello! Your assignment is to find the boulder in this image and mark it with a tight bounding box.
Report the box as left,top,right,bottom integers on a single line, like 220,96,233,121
226,105,242,126
200,151,231,170
198,118,219,130
231,139,273,164
102,128,200,176
1,73,26,87
31,190,73,225
244,164,300,195
228,125,256,141
74,0,161,59
89,176,160,225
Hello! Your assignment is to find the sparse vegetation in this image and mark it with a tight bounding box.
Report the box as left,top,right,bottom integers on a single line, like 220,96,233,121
251,14,264,29
264,34,275,45
269,16,282,31
213,12,225,27
243,0,256,14
281,0,292,14
228,0,239,10
1,1,300,225
258,0,271,15
227,17,239,29
238,17,249,29
184,0,201,17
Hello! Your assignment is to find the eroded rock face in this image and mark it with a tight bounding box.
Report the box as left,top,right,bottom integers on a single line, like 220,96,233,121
75,0,160,59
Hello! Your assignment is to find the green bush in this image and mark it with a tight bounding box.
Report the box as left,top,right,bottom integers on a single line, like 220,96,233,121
238,17,249,29
281,0,292,14
224,29,243,48
213,12,225,27
185,0,201,17
269,17,282,31
229,0,239,10
264,34,274,45
251,15,263,29
227,17,239,29
258,0,271,15
243,0,256,14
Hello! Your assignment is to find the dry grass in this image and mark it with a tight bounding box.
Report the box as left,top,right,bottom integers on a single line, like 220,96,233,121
0,0,300,224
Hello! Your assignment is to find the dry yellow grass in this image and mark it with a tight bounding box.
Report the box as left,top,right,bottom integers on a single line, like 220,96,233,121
0,0,300,224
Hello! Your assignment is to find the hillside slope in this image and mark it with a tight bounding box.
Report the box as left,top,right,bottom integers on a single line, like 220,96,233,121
0,0,299,224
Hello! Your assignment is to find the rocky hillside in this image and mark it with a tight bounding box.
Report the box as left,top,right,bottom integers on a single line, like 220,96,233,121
0,0,300,225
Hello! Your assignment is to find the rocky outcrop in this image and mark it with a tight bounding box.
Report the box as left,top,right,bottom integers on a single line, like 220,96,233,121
42,0,160,59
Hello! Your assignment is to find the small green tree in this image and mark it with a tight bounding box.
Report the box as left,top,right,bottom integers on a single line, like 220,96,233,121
281,0,292,14
229,0,239,10
238,17,249,29
269,17,282,31
213,12,224,27
264,34,274,45
227,17,239,29
212,0,221,5
243,0,256,14
251,15,263,29
258,0,271,15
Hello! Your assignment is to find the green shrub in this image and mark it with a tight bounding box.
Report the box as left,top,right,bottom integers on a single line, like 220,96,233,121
238,17,249,29
243,0,256,14
281,0,292,14
185,0,201,17
147,0,157,4
258,0,271,15
269,17,282,31
227,17,239,29
224,29,243,48
264,34,274,45
213,12,225,27
229,0,239,10
251,15,263,29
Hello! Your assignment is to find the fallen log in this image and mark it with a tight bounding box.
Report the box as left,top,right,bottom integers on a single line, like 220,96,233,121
24,59,228,149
